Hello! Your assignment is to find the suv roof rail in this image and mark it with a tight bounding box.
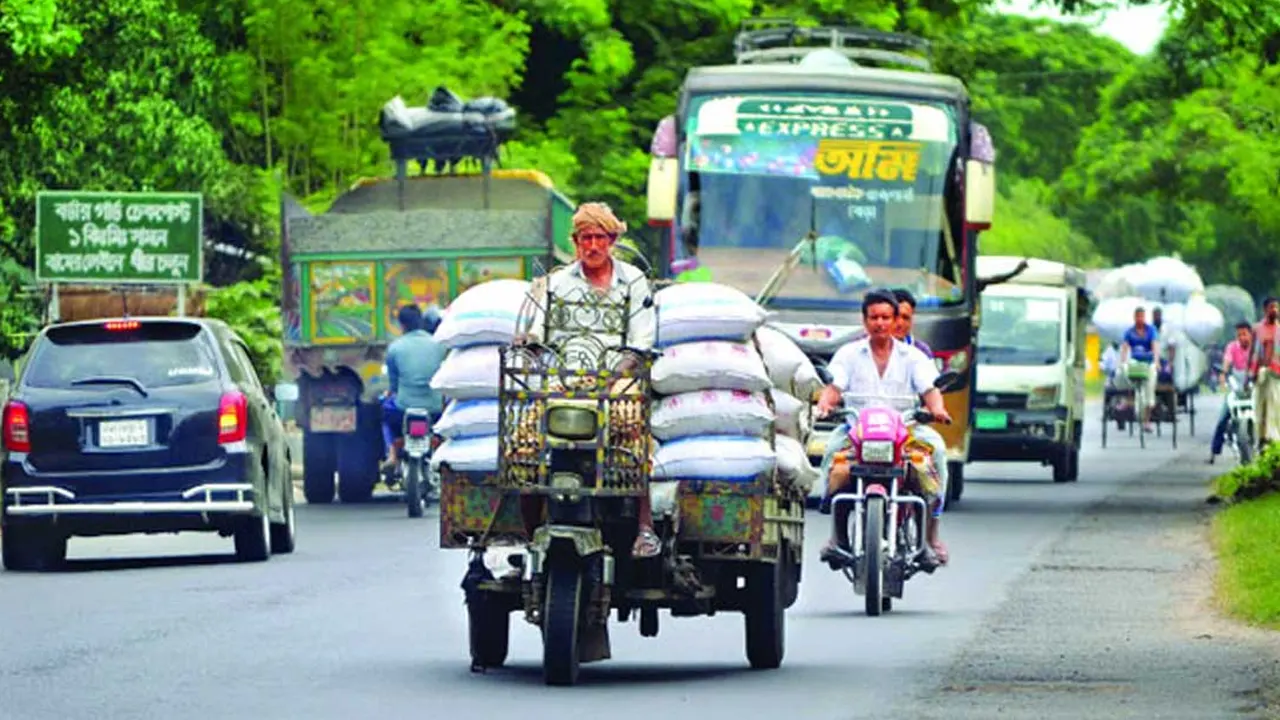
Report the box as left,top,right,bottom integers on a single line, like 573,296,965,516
733,19,933,72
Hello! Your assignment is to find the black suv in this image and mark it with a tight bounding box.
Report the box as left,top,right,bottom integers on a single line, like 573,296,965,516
1,317,296,570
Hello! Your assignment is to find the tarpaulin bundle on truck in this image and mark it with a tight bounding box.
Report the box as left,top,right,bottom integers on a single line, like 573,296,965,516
379,86,517,168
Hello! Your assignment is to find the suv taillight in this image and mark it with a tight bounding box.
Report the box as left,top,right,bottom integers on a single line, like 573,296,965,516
3,400,31,452
218,391,247,444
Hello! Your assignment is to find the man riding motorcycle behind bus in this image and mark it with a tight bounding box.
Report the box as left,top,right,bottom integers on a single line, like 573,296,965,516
815,290,953,568
381,304,446,472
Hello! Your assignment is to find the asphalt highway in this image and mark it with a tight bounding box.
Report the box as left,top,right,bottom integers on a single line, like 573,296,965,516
2,399,1276,719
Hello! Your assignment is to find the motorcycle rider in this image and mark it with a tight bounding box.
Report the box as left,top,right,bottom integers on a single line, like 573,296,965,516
1209,322,1253,463
380,304,446,472
816,290,953,568
1119,306,1160,433
517,201,660,558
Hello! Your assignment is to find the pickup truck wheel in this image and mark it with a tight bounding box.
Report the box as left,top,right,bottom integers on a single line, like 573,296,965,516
946,462,965,505
270,481,297,554
1,524,67,572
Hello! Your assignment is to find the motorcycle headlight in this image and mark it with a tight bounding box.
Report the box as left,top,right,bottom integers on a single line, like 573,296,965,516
546,406,597,441
859,440,894,463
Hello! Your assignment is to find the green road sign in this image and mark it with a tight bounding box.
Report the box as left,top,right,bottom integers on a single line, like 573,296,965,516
35,191,203,284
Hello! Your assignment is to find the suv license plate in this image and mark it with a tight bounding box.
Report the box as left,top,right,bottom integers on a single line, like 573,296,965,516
100,419,150,447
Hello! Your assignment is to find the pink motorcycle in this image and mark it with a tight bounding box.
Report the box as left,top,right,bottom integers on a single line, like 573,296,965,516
824,372,958,616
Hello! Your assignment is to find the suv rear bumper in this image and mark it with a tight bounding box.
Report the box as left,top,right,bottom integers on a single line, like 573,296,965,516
4,483,255,516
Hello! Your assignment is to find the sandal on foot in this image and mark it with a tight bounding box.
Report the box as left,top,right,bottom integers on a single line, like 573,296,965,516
632,529,661,559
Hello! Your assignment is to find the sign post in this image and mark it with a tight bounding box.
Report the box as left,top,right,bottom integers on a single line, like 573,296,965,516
35,191,203,320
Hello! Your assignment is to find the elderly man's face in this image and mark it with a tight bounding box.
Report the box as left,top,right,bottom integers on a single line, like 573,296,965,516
575,228,613,270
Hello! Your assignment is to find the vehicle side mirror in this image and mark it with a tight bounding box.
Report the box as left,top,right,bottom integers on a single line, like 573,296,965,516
646,157,678,224
274,382,299,403
934,370,962,392
815,365,833,385
964,159,995,230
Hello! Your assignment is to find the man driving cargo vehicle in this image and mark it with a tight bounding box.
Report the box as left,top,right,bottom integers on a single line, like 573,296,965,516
816,290,953,568
517,201,661,558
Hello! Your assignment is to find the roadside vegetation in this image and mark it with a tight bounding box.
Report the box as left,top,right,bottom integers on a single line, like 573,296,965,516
1211,444,1280,627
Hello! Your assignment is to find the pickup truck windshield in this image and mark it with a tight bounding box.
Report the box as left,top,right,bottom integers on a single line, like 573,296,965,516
978,296,1064,366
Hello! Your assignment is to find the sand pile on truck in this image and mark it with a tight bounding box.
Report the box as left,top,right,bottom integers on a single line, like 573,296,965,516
1090,255,1224,391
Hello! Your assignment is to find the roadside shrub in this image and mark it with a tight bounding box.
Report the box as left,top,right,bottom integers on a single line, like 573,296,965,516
1213,443,1280,502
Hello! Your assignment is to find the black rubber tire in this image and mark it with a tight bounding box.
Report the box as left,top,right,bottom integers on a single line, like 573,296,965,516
542,558,584,686
302,431,336,504
468,594,511,669
270,477,297,555
234,512,271,562
946,462,965,505
864,496,886,617
1,524,67,571
405,461,424,518
744,559,785,670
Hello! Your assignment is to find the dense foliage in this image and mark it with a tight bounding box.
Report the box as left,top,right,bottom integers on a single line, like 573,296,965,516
0,0,1276,358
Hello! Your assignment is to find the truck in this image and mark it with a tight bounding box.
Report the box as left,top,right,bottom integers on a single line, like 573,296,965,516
644,20,996,503
969,256,1089,482
280,92,576,503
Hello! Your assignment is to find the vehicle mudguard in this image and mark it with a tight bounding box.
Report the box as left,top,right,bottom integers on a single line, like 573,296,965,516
864,483,890,498
530,524,606,564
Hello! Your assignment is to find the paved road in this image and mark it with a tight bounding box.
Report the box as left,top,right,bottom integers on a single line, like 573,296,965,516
2,399,1277,719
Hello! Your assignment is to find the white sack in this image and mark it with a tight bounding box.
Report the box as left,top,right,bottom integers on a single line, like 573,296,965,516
650,389,774,441
1132,256,1204,304
1183,298,1225,347
431,434,499,473
654,282,767,347
434,399,499,439
652,435,777,481
430,344,501,400
1094,265,1140,301
434,279,531,349
1152,302,1186,336
756,325,822,398
651,340,772,395
775,434,819,495
649,480,679,519
771,388,813,443
1092,296,1145,344
1170,332,1208,391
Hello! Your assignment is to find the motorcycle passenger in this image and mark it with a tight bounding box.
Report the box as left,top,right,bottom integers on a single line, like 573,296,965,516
517,201,660,559
1119,306,1160,433
380,304,446,472
1209,322,1253,464
892,289,934,359
1252,297,1280,447
815,290,953,568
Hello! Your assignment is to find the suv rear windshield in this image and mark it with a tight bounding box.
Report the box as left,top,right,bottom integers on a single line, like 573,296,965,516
23,322,220,390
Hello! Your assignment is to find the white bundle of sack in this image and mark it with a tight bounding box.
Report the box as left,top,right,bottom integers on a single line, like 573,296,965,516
1091,296,1145,344
648,283,818,494
430,279,531,474
1131,256,1205,305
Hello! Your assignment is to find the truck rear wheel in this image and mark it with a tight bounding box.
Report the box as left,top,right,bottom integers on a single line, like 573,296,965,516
337,405,380,504
302,431,337,504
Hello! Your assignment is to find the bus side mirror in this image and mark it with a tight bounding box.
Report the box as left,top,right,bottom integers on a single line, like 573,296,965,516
647,157,678,224
964,159,995,230
935,370,962,393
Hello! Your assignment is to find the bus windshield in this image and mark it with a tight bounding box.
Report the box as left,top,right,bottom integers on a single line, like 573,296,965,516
682,92,964,310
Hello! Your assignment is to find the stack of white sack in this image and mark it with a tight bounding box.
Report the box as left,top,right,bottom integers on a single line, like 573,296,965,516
1091,295,1217,390
1131,256,1205,304
429,279,530,474
648,283,819,502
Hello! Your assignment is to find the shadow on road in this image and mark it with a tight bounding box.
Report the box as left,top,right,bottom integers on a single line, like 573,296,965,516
58,553,239,573
433,661,751,687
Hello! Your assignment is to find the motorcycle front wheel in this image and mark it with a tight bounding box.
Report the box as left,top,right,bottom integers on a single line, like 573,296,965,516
863,496,886,617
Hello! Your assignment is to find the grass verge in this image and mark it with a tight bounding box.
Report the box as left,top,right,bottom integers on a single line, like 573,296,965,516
1213,493,1280,628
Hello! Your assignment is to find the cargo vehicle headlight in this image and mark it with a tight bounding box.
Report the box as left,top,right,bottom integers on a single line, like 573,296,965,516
547,406,597,440
1026,385,1059,410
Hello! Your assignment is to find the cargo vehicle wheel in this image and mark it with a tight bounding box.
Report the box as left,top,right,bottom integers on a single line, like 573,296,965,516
542,558,584,686
468,593,510,669
302,431,336,504
744,558,785,669
1052,445,1078,483
1,524,67,571
336,420,379,504
235,512,271,562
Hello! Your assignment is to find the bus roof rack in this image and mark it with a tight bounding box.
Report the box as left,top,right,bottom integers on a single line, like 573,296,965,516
733,19,933,72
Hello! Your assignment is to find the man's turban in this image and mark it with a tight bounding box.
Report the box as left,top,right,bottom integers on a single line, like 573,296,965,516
572,202,627,237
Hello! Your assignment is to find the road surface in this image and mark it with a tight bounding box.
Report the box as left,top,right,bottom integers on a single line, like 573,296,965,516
2,400,1277,719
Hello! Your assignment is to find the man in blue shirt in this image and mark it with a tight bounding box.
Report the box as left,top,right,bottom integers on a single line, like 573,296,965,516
381,304,447,470
1120,306,1160,432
